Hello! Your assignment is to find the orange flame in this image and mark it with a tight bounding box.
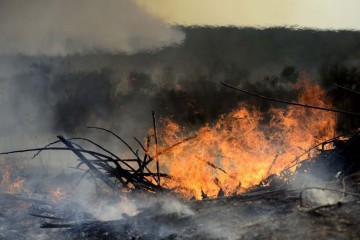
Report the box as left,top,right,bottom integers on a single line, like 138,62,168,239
7,177,26,193
1,158,27,193
0,161,11,187
153,78,336,199
51,188,66,202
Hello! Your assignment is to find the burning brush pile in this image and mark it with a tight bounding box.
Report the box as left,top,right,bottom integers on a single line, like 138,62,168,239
1,78,360,239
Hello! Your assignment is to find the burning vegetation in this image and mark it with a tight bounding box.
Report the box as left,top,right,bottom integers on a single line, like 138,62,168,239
1,77,338,198
157,78,336,199
1,76,360,239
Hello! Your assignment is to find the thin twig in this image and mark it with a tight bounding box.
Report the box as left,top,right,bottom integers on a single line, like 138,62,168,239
280,131,360,173
70,137,138,173
87,126,143,171
328,82,360,96
134,137,146,152
266,154,278,177
87,127,140,159
32,139,85,159
195,156,227,174
1,147,115,160
221,82,360,116
70,137,120,160
152,132,202,159
29,213,73,221
152,111,160,186
305,204,338,214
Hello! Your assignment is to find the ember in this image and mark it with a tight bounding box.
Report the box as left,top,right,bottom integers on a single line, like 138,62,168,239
51,188,66,203
0,159,11,187
7,177,26,193
0,159,27,193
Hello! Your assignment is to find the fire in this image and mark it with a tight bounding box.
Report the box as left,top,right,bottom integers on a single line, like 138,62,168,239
1,158,27,193
8,177,26,193
0,160,11,187
154,78,336,199
51,188,66,202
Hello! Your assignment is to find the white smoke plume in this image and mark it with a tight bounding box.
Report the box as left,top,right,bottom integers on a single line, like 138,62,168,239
0,0,184,55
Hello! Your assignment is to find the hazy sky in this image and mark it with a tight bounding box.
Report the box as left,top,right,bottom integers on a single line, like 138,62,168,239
136,0,360,30
0,0,185,55
0,0,358,55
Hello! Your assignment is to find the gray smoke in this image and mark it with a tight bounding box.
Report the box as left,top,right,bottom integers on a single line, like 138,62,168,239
0,0,184,55
2,27,360,150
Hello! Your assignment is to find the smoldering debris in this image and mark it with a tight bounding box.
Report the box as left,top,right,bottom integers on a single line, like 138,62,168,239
4,186,359,239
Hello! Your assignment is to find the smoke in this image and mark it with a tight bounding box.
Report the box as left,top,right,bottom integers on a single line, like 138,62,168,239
0,27,359,180
0,0,184,55
1,27,360,138
1,27,360,184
